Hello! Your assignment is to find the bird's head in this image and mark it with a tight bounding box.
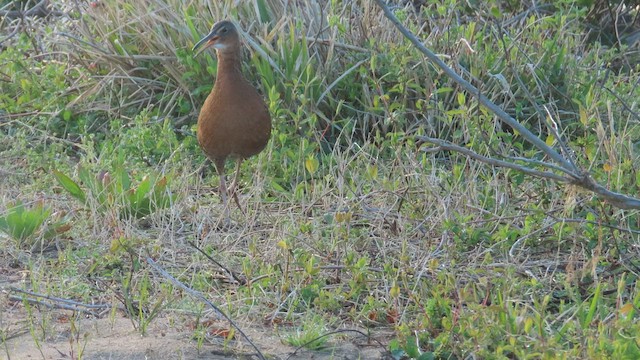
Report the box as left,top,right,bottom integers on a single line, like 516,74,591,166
192,20,240,57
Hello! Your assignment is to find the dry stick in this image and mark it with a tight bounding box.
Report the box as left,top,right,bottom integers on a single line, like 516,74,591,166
0,18,22,46
601,84,640,121
8,295,99,315
304,37,370,53
421,138,568,182
509,220,558,258
8,287,112,310
316,58,370,107
145,257,266,360
188,240,246,285
372,0,640,210
7,287,115,315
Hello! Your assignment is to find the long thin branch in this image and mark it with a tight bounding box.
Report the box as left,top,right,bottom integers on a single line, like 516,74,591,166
188,240,246,285
374,0,640,210
418,136,569,182
8,295,103,315
7,287,112,309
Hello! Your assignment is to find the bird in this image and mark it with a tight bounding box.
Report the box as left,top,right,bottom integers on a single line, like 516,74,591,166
192,20,271,224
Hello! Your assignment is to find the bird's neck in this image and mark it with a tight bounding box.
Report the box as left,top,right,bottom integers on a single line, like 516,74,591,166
215,51,243,80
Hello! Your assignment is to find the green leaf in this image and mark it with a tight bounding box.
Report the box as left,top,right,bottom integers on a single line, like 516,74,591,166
62,109,72,121
418,352,435,360
305,156,319,175
583,282,601,327
53,170,86,203
367,164,378,180
271,180,286,193
255,0,271,23
545,134,555,146
135,176,152,198
491,6,501,19
457,91,466,106
117,169,131,192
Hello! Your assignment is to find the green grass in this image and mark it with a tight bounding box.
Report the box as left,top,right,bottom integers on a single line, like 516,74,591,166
1,0,639,359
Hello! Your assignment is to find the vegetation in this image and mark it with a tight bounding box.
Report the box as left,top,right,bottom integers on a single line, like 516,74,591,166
1,0,639,358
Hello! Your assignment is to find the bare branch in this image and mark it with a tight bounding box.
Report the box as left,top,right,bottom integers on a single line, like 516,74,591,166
7,287,115,316
418,136,569,182
567,174,640,209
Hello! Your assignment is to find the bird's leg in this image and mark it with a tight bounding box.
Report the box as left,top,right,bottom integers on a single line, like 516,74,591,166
215,161,231,225
229,158,244,213
228,158,242,195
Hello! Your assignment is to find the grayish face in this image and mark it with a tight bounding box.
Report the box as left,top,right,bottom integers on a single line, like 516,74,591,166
192,20,239,57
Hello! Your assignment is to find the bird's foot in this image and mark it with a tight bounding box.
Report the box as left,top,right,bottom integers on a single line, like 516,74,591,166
215,218,234,230
227,180,238,197
214,208,234,230
231,191,245,214
228,182,245,214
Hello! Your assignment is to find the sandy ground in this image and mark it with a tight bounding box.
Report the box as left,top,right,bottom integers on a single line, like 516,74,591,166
1,301,388,360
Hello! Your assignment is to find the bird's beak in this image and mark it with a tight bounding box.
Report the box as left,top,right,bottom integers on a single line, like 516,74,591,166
192,31,219,57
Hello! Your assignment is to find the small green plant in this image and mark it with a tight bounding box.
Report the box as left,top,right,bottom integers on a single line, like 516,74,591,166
390,336,436,360
104,238,167,335
0,201,69,249
284,315,329,350
67,314,88,359
53,167,174,219
122,267,166,336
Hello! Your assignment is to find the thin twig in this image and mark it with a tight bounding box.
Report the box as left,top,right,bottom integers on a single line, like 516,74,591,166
188,240,246,285
601,84,640,122
316,58,370,107
0,18,22,46
0,0,64,20
502,155,573,175
509,220,558,258
8,295,100,315
418,136,569,182
7,287,115,315
303,37,370,53
543,105,578,169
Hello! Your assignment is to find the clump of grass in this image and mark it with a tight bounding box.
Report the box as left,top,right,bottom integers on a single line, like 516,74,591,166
284,315,329,350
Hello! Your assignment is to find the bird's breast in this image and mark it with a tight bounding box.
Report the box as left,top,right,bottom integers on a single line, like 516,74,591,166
197,79,271,161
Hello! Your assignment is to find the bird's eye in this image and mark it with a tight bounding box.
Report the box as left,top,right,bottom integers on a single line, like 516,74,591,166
221,27,228,34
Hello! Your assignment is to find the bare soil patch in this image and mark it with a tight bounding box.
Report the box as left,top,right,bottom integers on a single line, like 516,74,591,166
1,301,387,360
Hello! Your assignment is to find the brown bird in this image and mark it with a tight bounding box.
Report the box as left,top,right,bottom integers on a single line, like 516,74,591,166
192,20,271,223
